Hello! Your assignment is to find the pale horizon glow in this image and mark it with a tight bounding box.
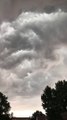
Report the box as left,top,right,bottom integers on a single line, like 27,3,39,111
13,110,33,117
12,110,45,117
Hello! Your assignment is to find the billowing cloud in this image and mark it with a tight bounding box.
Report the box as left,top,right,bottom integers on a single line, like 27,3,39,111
0,10,67,95
0,10,67,116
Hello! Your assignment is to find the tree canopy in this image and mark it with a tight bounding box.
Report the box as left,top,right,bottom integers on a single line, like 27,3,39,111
31,110,46,120
0,92,11,120
41,80,67,120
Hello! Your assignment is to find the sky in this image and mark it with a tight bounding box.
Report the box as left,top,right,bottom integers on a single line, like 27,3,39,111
0,0,67,117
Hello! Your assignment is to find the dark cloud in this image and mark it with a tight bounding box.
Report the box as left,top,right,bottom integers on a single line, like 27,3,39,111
0,0,67,116
0,0,67,22
0,11,67,97
0,10,67,115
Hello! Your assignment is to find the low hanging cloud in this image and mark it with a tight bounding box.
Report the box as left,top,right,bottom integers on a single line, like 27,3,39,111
0,10,67,101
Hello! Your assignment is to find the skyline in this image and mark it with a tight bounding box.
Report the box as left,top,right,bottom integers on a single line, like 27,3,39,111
0,0,67,117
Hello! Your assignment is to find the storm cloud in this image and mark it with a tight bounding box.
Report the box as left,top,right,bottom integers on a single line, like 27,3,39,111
0,0,67,116
0,10,67,98
0,0,67,22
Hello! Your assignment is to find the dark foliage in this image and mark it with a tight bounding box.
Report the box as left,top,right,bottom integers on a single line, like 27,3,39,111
0,92,12,120
41,80,67,120
31,110,46,120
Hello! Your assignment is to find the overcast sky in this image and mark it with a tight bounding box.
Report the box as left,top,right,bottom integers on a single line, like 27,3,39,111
0,0,67,117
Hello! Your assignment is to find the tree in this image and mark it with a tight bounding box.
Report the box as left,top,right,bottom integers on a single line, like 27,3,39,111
0,92,11,120
41,80,67,120
31,110,46,120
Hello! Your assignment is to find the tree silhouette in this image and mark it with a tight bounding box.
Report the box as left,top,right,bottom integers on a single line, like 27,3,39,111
41,80,67,120
31,110,46,120
0,92,11,120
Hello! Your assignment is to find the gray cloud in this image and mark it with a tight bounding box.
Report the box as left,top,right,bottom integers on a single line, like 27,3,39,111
0,11,67,97
0,0,67,116
0,10,67,115
0,0,67,22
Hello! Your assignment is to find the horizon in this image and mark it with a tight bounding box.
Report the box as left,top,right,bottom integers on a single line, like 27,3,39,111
0,0,67,117
12,109,45,117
